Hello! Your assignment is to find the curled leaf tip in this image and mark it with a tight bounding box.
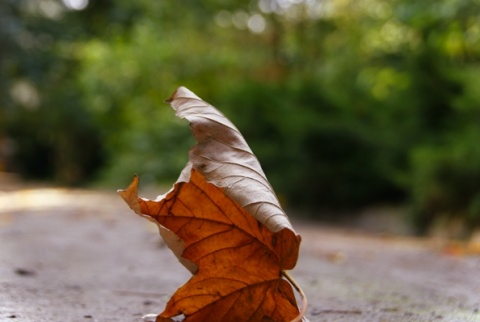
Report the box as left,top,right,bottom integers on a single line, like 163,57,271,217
118,175,141,215
165,86,194,103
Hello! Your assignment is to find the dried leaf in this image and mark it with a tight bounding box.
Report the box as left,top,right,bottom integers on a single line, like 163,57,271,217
167,87,296,234
119,86,304,322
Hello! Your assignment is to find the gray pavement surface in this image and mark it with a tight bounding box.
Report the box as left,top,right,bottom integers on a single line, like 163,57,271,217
1,185,480,322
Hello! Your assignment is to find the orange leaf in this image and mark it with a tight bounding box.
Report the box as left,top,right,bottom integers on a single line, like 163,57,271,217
119,87,303,322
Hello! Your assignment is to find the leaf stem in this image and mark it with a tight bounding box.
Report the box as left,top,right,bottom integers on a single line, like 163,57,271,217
282,271,308,322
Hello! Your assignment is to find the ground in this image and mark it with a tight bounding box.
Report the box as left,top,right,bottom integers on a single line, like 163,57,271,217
1,180,479,322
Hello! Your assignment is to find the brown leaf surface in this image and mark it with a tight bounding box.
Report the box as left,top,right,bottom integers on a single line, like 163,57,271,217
118,86,302,321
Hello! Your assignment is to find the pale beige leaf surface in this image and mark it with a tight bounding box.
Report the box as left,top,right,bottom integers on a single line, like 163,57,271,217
167,86,295,234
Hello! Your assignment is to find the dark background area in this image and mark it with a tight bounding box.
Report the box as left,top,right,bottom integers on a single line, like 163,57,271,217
1,0,479,236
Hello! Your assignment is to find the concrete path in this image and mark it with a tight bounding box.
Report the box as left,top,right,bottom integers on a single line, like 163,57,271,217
1,187,479,322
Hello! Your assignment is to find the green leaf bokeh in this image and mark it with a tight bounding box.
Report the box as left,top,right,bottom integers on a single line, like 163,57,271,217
1,0,479,233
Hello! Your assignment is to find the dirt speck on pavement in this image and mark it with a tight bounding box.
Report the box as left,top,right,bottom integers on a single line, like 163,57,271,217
1,186,479,322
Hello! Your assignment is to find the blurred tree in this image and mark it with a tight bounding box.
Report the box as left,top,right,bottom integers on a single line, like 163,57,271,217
0,0,104,184
1,0,479,233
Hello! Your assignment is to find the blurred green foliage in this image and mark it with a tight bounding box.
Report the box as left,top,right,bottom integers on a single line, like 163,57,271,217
1,0,479,234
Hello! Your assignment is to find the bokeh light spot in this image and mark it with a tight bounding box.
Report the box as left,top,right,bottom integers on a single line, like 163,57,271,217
62,0,89,11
